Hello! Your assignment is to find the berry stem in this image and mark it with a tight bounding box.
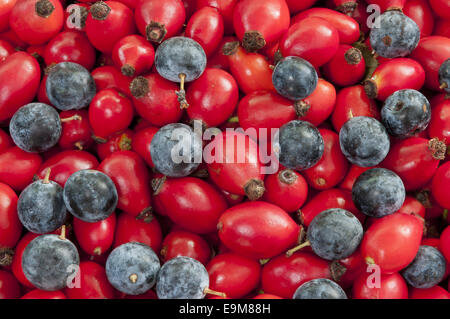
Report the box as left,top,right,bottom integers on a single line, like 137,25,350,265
59,225,66,240
203,287,227,298
43,168,51,184
286,241,310,257
60,114,82,122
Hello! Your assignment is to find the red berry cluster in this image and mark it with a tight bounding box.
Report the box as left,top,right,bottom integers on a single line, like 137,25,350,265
0,0,450,300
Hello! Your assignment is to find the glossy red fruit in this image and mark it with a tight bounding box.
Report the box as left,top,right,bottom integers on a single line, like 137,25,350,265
410,36,450,92
285,0,317,13
96,130,134,161
196,0,237,35
0,52,40,122
431,162,450,209
129,73,182,127
44,30,96,70
186,68,238,127
59,110,93,151
429,0,450,20
9,0,63,45
292,7,360,45
207,252,261,298
332,85,380,132
222,41,275,94
396,196,426,218
0,147,42,191
186,6,224,56
64,3,89,32
323,45,365,87
238,90,296,142
262,169,308,213
112,35,155,77
410,286,450,299
403,0,434,37
114,212,162,252
206,36,237,71
0,183,21,251
428,98,450,145
98,151,152,218
0,39,14,62
0,29,27,50
381,138,445,191
0,270,21,299
73,213,116,256
433,19,450,38
0,0,16,32
0,129,12,153
303,129,349,190
205,130,265,200
85,1,136,53
89,89,134,139
21,290,67,299
297,78,336,127
36,150,99,186
261,252,331,299
218,201,300,259
64,261,116,299
365,0,406,12
361,213,423,274
352,272,408,299
135,0,185,44
153,177,228,234
299,188,365,227
439,226,450,263
92,66,132,97
364,58,425,101
233,0,290,52
280,17,339,68
131,126,158,168
160,230,211,265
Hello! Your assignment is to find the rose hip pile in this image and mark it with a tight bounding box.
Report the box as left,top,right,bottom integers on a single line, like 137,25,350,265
0,0,450,300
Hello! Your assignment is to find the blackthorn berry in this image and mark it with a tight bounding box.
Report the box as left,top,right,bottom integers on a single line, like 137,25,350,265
293,278,347,299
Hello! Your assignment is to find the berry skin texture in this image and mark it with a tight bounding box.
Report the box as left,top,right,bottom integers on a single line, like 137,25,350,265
152,177,228,234
46,62,96,111
352,168,405,218
370,10,420,59
232,0,290,52
9,0,64,45
161,230,210,265
112,35,155,77
352,272,408,299
150,123,202,178
274,120,324,171
261,252,331,299
272,56,318,101
262,169,308,213
401,245,447,289
279,17,339,68
18,178,66,234
105,242,160,295
207,252,261,299
156,256,210,299
9,103,62,153
0,183,21,250
186,68,239,128
155,37,207,83
0,270,21,299
0,147,42,191
381,89,431,138
85,1,136,53
361,213,423,274
307,208,363,260
63,170,118,223
322,45,365,87
293,278,347,299
22,234,80,291
73,213,116,256
339,116,390,167
431,161,450,209
218,201,300,259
